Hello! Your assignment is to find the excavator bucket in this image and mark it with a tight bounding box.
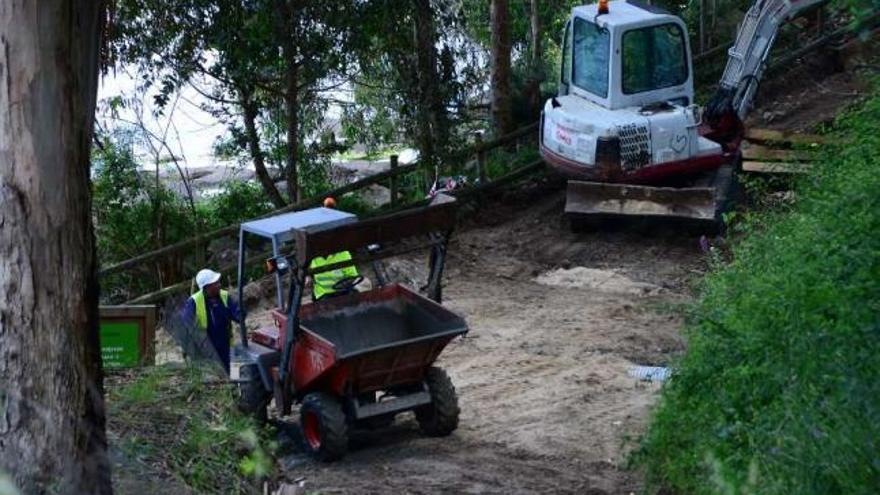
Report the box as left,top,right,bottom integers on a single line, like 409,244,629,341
565,181,718,225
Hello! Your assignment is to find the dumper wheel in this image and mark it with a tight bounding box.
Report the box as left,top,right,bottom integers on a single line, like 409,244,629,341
237,365,271,423
300,392,348,461
415,367,460,436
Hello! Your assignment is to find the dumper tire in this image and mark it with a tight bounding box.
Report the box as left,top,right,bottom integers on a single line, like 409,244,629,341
416,367,460,436
300,392,348,462
237,365,271,423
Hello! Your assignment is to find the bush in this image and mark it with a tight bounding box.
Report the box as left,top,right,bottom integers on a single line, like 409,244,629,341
93,137,202,300
635,87,880,494
202,181,275,230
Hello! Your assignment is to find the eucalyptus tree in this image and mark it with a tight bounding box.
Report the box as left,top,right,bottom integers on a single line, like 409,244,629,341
1,1,112,493
491,0,514,136
460,0,574,125
112,0,357,205
343,0,477,172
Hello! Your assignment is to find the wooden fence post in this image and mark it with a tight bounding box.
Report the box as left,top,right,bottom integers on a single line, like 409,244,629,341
389,154,399,207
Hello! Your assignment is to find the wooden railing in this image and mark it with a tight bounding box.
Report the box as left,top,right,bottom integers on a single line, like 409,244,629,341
102,122,542,304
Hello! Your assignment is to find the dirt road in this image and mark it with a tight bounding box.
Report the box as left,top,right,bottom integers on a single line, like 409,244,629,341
282,182,704,494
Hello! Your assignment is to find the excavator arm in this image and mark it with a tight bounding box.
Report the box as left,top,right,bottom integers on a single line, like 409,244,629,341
706,0,825,124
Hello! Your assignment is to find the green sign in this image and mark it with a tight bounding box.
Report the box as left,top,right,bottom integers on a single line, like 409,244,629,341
100,321,141,368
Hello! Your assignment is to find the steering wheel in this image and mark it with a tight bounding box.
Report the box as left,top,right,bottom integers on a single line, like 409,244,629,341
332,275,364,293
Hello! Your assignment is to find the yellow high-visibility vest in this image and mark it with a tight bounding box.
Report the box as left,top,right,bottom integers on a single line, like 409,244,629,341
310,251,359,300
191,289,229,331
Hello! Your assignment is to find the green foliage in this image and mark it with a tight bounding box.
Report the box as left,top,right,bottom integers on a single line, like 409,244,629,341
92,137,199,258
339,1,472,166
635,87,880,494
837,0,880,24
92,132,282,302
484,146,542,179
92,134,202,300
459,0,574,58
107,364,276,493
339,81,401,159
112,0,358,204
201,181,274,230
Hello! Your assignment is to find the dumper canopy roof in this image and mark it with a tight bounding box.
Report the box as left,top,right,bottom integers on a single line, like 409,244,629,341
238,207,358,307
240,207,357,245
237,194,458,308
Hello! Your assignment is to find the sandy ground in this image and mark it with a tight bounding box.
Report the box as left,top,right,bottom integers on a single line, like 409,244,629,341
273,182,701,495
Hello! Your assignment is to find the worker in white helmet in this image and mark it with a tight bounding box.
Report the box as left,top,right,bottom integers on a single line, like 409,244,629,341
180,268,242,372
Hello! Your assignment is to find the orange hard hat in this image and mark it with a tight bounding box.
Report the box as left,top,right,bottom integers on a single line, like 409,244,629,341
323,197,337,208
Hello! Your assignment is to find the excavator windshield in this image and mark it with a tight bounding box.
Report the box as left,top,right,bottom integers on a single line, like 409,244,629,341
572,17,611,98
622,23,688,94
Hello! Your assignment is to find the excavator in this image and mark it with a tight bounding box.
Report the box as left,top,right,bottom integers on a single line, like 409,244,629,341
540,0,824,228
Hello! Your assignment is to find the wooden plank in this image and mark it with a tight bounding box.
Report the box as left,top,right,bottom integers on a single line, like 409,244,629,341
296,195,457,263
100,160,422,277
126,249,275,304
742,144,816,162
742,161,810,174
101,121,543,279
745,128,826,146
124,161,546,304
450,160,544,200
473,122,538,154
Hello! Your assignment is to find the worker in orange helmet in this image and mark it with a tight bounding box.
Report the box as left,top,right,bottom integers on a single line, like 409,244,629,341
308,197,362,300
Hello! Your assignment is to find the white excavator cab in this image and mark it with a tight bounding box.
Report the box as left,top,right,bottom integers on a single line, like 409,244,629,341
540,0,824,229
542,0,723,186
558,1,694,110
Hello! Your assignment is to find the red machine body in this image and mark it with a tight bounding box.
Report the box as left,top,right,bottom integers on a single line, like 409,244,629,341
250,284,465,400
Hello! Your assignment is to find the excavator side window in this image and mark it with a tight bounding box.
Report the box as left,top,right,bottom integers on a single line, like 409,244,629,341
572,17,610,98
560,20,572,95
622,23,688,94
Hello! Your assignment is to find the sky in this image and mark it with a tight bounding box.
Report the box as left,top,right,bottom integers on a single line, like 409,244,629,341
97,67,235,171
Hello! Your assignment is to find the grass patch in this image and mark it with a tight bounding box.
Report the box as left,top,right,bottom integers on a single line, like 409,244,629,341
106,364,275,494
634,83,880,494
483,145,541,179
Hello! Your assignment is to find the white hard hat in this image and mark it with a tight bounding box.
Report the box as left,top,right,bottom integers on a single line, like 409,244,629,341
196,269,222,290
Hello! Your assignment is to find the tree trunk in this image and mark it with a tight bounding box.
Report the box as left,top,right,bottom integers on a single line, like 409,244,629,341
413,0,440,175
284,62,300,203
0,2,112,494
530,0,541,65
490,0,514,136
240,89,287,208
275,0,300,203
526,0,544,120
